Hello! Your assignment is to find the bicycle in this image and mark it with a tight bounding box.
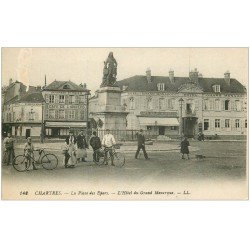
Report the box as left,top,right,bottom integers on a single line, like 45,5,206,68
93,145,125,168
12,148,58,172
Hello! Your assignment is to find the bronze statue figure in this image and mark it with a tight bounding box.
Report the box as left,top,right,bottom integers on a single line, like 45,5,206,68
102,52,118,86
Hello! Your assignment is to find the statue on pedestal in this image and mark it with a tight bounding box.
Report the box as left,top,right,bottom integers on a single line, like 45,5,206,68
102,52,118,86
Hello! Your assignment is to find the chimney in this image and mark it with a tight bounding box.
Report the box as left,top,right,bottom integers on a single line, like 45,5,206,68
189,68,199,84
146,68,151,83
224,71,230,85
169,69,174,83
44,75,47,87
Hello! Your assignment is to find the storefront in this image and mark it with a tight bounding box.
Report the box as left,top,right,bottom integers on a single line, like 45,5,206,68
45,121,87,138
138,117,179,136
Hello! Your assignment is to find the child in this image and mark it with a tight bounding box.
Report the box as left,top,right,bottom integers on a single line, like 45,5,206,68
180,137,190,160
24,137,37,170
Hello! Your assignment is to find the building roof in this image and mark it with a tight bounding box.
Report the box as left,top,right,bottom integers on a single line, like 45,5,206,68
17,92,45,103
43,80,87,92
117,75,246,94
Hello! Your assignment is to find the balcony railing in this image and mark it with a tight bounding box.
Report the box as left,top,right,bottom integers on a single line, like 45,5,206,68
184,109,196,117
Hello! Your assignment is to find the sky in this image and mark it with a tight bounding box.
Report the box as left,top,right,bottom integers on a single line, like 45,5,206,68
2,48,248,93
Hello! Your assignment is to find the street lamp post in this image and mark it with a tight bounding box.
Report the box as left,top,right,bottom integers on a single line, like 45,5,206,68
85,90,91,142
179,98,184,137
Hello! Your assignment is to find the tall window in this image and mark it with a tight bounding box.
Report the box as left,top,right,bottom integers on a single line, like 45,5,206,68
69,95,75,104
245,119,247,128
209,99,214,110
147,98,152,110
59,95,65,103
49,110,55,119
157,83,165,91
204,99,209,110
59,110,65,119
159,98,164,110
168,99,174,109
225,119,230,128
213,85,221,93
235,119,240,128
79,95,85,103
129,97,135,109
225,100,230,110
69,110,75,119
204,119,209,130
235,100,241,111
80,110,85,120
49,95,55,103
215,99,220,111
28,109,34,120
215,119,220,128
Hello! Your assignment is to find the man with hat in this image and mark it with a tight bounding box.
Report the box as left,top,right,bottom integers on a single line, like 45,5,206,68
135,129,149,160
76,130,88,162
102,129,116,166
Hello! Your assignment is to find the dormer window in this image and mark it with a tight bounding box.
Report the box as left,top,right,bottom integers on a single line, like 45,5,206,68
213,85,220,93
63,84,70,89
157,83,165,91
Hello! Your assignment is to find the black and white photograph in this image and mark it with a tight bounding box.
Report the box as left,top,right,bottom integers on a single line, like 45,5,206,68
1,48,248,200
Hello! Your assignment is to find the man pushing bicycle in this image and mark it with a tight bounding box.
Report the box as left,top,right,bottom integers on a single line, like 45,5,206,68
102,129,116,166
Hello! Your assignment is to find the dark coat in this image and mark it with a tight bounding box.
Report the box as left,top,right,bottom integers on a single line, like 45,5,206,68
65,135,77,145
90,136,102,150
181,139,190,154
76,134,87,149
137,133,146,146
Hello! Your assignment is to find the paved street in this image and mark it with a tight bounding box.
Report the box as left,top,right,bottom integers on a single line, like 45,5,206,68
2,140,247,199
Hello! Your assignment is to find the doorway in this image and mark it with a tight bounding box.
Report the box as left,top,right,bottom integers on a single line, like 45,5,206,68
159,126,165,135
183,117,198,138
25,129,31,139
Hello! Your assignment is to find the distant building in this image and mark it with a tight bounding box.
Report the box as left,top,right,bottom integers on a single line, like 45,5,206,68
109,68,247,139
42,80,89,138
2,91,44,138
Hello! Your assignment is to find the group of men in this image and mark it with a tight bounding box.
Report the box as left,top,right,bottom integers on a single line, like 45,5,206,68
64,128,150,168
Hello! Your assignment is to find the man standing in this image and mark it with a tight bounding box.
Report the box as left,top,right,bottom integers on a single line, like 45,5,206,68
3,132,15,166
89,131,102,162
135,129,149,160
102,129,116,166
76,130,88,162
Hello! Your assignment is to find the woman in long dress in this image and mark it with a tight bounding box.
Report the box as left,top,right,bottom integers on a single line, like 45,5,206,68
64,131,77,168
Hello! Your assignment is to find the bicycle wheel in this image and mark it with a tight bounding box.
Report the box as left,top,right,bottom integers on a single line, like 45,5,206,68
41,153,58,170
93,149,105,166
13,155,28,172
113,152,125,168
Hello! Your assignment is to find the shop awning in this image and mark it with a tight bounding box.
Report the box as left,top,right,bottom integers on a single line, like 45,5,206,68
46,121,87,128
138,117,179,126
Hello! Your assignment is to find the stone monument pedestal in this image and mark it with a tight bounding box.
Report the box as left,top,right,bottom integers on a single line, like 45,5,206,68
95,86,128,130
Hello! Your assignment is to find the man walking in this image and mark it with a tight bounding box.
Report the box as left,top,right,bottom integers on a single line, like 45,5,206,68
89,131,102,162
135,129,149,160
102,129,116,166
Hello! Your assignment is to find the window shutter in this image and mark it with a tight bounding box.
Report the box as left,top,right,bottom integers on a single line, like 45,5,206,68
221,100,225,110
165,99,168,110
55,95,59,103
195,100,199,111
65,95,69,104
153,98,159,110
231,101,235,111
45,94,49,103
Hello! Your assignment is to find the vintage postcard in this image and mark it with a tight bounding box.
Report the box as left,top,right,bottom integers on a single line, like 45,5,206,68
1,48,248,200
